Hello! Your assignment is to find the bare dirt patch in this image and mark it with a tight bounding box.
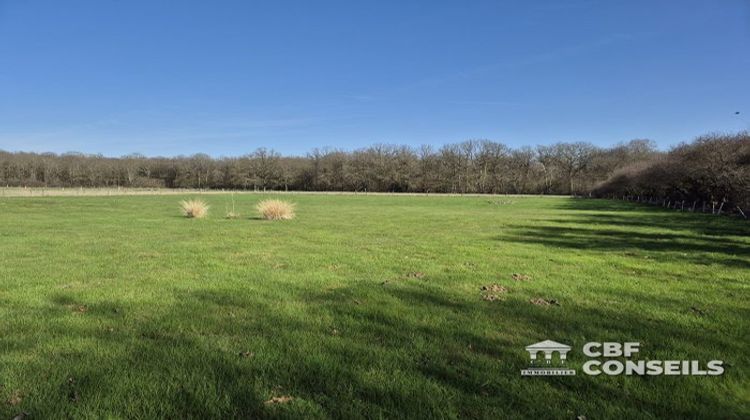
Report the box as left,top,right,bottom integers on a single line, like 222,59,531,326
689,306,707,316
69,304,88,314
511,273,531,281
530,298,560,306
265,396,294,405
7,390,22,406
480,284,508,301
66,377,79,403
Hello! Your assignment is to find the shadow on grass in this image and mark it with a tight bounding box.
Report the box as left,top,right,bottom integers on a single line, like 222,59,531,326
2,277,747,419
494,199,750,269
559,199,750,237
3,197,748,418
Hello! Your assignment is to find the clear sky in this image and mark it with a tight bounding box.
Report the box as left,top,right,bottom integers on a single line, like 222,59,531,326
0,0,748,157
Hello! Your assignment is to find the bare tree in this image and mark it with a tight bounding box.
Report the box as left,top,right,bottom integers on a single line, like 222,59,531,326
537,142,598,194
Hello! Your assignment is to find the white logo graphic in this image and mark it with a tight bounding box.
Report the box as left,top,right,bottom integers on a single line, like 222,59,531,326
520,340,576,376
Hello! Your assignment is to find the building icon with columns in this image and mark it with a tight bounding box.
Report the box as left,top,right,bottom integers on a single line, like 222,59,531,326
525,340,571,365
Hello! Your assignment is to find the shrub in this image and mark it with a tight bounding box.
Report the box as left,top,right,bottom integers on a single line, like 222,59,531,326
256,199,295,220
179,199,209,218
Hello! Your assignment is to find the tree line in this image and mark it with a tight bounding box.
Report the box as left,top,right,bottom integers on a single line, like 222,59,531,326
1,132,747,213
592,132,749,216
0,139,658,194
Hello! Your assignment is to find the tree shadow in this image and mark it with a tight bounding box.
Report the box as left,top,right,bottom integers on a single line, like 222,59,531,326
1,280,747,419
495,199,750,269
559,199,750,237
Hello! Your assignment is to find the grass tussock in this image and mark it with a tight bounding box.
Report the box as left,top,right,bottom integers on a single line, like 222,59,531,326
224,192,240,219
225,211,241,219
256,199,296,220
179,199,209,218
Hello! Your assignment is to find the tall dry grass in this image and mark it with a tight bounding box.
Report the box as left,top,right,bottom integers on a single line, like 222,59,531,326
225,192,241,219
256,200,295,220
179,199,209,218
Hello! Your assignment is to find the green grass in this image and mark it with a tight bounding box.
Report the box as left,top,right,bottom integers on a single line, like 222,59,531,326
0,194,748,419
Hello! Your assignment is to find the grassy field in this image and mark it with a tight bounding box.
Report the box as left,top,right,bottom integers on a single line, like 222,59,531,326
0,194,747,419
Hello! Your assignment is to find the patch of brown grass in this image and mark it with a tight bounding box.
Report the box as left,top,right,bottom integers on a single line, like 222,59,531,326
264,395,294,405
179,199,209,218
71,304,88,313
224,192,240,219
530,297,560,306
480,284,508,301
7,390,22,406
480,284,508,293
225,211,241,219
256,200,295,220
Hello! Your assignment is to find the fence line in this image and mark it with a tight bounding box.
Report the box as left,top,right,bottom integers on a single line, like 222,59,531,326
0,187,569,199
605,194,747,219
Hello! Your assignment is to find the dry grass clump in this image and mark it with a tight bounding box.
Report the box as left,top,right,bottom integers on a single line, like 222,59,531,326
225,211,241,219
224,192,240,219
179,199,209,218
256,199,296,220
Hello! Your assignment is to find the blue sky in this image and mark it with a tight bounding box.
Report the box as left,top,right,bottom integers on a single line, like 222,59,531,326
0,0,748,157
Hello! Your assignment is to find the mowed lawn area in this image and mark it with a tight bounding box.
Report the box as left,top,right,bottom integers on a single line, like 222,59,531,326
0,194,747,419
